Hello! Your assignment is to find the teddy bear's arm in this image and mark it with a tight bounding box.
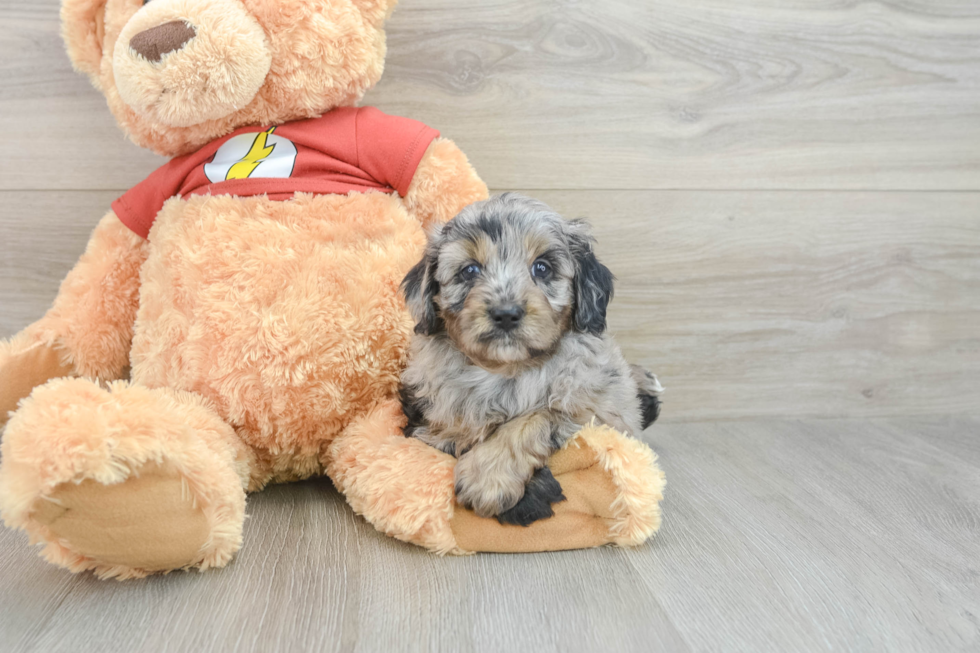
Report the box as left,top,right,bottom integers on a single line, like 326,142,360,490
0,212,147,423
403,138,490,229
326,401,665,555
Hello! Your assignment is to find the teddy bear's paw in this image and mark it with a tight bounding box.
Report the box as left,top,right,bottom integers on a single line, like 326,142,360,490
448,424,666,553
0,377,251,579
30,461,213,576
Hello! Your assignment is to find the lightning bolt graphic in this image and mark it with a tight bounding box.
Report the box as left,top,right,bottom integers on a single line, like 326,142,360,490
226,127,277,180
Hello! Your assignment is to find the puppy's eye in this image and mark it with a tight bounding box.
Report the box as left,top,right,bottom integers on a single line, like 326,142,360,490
531,259,552,280
459,263,482,281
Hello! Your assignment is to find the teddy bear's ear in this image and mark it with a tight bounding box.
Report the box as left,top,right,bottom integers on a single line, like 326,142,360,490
351,0,399,26
61,0,109,85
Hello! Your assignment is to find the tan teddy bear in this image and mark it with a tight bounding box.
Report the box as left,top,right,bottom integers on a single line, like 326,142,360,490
0,0,665,579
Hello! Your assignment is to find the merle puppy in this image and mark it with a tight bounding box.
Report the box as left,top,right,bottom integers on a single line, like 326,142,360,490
400,193,662,526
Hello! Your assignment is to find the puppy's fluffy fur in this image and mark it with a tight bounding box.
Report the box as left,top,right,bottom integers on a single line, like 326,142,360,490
401,193,662,525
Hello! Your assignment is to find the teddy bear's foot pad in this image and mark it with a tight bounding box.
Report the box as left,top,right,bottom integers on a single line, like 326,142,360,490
31,461,211,572
0,378,251,577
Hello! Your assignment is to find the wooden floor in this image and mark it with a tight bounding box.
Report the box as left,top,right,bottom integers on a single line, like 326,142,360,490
1,0,979,651
1,417,977,653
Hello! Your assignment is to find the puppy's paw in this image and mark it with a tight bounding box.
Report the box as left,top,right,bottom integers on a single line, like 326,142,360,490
638,394,661,430
496,466,566,526
630,364,664,394
453,450,526,518
631,364,664,429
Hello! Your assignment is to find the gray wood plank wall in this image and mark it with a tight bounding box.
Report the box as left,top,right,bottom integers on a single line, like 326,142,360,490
3,1,978,422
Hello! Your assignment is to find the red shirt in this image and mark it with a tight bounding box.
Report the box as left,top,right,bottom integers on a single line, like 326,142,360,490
112,107,440,239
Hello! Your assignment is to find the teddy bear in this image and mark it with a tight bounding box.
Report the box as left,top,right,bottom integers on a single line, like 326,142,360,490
0,0,666,579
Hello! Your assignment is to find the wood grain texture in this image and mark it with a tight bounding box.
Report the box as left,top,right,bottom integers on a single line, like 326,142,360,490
3,189,977,421
1,1,979,191
626,417,980,652
0,191,113,335
552,189,980,421
1,417,977,652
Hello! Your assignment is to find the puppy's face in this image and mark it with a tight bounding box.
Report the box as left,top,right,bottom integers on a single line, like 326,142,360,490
403,194,614,370
436,212,573,367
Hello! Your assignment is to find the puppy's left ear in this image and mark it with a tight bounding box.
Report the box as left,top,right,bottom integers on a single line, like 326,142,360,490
569,220,615,336
401,250,443,335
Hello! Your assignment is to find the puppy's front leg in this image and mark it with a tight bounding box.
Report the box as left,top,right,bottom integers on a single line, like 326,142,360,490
410,426,461,457
411,422,494,458
454,412,553,518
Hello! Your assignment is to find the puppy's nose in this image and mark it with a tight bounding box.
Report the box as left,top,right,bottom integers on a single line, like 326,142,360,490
130,21,197,63
490,305,525,332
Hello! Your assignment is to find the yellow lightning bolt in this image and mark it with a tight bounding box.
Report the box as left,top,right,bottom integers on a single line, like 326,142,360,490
226,127,277,180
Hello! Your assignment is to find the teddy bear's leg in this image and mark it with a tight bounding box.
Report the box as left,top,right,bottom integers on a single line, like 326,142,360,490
0,213,147,426
326,400,666,554
0,378,253,579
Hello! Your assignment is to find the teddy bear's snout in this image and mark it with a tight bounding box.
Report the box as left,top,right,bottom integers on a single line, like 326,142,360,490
129,21,197,63
112,0,272,129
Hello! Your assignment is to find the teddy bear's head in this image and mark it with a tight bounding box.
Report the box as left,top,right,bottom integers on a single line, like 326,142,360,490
62,0,397,157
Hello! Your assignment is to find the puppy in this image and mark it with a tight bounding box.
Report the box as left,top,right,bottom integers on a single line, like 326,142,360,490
400,193,662,526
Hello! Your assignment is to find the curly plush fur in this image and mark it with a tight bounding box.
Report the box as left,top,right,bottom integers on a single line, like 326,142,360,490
401,194,663,524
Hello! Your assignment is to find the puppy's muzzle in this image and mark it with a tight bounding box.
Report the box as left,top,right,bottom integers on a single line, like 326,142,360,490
489,304,525,332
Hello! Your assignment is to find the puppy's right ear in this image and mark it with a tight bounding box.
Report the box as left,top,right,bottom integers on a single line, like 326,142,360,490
402,251,443,335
